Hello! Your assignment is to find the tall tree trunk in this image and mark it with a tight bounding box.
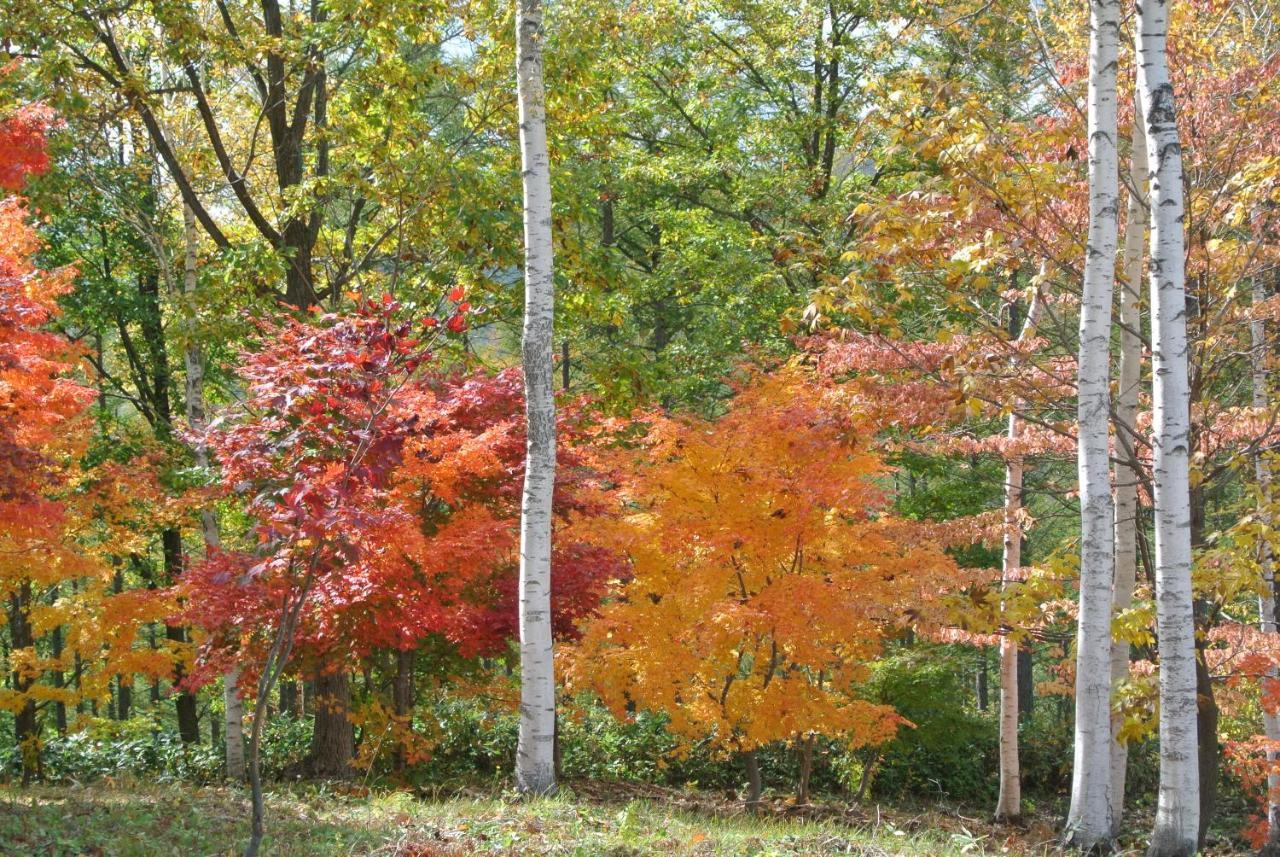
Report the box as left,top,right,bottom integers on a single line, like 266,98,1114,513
996,288,1042,823
134,240,201,744
1066,0,1120,849
112,568,131,721
50,614,67,735
1252,276,1280,853
1111,91,1148,834
8,582,39,784
162,528,200,743
307,669,354,779
514,0,558,797
182,203,244,780
1138,1,1200,851
392,649,416,773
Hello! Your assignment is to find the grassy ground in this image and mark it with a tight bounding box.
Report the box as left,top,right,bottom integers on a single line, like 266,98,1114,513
0,780,1070,857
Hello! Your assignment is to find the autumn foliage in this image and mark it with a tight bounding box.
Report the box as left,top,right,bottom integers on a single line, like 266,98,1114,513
568,369,963,757
180,301,620,704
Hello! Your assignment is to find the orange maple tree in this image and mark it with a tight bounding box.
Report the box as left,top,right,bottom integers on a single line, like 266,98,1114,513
567,368,964,795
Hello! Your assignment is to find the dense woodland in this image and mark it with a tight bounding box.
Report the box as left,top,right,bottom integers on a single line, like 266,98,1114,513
0,0,1278,855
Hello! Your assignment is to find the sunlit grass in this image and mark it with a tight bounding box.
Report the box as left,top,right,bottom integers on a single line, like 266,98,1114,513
0,781,1058,856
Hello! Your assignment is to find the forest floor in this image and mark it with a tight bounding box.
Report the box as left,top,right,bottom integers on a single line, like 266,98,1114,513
0,778,1196,856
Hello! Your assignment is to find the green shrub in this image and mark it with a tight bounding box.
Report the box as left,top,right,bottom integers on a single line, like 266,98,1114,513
858,648,998,803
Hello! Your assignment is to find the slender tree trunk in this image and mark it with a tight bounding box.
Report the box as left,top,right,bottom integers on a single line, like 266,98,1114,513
997,289,1042,823
1252,276,1280,853
744,750,763,806
161,529,201,742
977,650,989,712
514,0,558,797
307,669,354,779
1138,1,1199,852
111,568,132,721
50,617,66,735
1066,0,1120,849
8,583,39,784
1111,98,1148,833
182,203,244,780
1017,648,1034,721
1194,643,1217,849
392,649,416,773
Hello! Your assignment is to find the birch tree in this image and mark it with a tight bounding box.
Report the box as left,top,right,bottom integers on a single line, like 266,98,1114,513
1138,0,1200,851
995,285,1043,823
1110,96,1147,832
1065,0,1120,848
1253,275,1280,852
181,204,245,781
515,0,559,795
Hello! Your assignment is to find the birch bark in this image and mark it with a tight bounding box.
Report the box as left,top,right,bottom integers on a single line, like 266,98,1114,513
1137,0,1200,851
183,204,245,781
1110,94,1147,832
1253,275,1280,852
515,0,558,796
1065,0,1120,848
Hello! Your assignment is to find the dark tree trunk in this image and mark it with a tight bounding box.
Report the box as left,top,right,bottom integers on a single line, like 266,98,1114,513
743,750,762,807
307,669,354,779
279,680,300,718
111,569,131,721
51,619,67,735
391,650,415,773
1017,646,1034,721
796,737,815,804
8,583,40,783
977,650,989,711
1189,485,1217,849
1196,645,1218,850
130,247,199,744
160,528,200,742
211,709,220,749
282,219,317,309
117,677,132,721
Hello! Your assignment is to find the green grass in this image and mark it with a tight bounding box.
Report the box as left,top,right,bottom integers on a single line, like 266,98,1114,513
0,781,1053,856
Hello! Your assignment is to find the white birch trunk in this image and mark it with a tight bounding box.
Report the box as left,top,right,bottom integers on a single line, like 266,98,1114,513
515,0,558,796
1110,95,1147,833
1065,0,1119,848
183,204,245,781
996,288,1043,823
1253,277,1280,848
1138,1,1200,851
